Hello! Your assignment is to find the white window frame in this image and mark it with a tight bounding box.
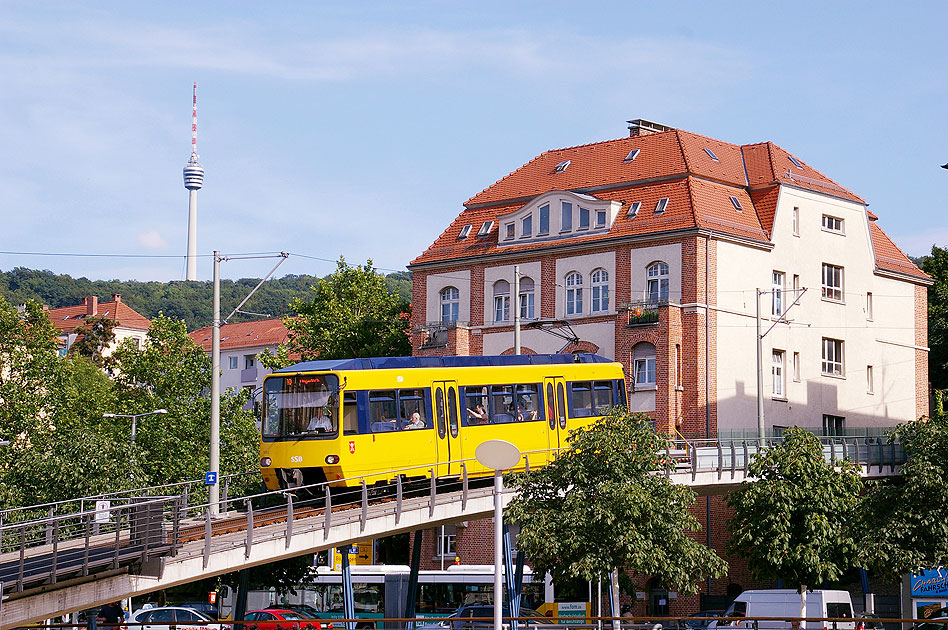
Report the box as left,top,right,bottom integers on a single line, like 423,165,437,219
772,271,785,316
627,201,641,218
655,198,669,215
440,287,460,323
822,214,845,234
595,210,607,228
477,221,494,237
772,349,786,399
646,261,670,303
822,414,845,436
792,207,800,236
821,337,844,377
867,365,874,394
565,272,583,316
493,280,510,323
458,224,472,240
436,527,457,557
561,202,573,232
519,277,535,320
866,292,873,321
538,204,550,235
822,263,844,302
792,352,801,382
578,207,590,230
590,268,610,313
521,215,532,238
229,356,238,370
504,223,515,241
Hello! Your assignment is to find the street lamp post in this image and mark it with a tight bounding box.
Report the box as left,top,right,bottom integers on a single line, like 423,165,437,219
102,409,168,481
475,439,522,630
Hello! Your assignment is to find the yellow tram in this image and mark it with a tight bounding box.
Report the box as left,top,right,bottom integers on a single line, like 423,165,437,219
258,353,626,490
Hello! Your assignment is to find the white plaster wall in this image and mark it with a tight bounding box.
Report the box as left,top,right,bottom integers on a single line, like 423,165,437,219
482,321,615,360
714,187,919,436
628,243,683,304
425,270,471,324
483,261,542,326
106,328,147,357
554,251,616,319
216,343,278,393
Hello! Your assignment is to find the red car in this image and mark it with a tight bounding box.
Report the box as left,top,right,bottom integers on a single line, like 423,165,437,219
243,609,331,630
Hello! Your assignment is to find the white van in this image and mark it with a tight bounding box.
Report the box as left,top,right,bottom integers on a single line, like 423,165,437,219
710,589,855,630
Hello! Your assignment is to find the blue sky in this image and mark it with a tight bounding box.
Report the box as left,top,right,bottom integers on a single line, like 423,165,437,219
1,1,946,282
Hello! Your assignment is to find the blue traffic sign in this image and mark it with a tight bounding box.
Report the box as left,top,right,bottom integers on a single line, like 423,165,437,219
205,471,218,485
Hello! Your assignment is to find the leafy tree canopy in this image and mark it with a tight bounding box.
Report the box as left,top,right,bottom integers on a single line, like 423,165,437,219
727,427,863,590
261,257,411,368
505,408,727,594
859,413,948,580
67,315,117,367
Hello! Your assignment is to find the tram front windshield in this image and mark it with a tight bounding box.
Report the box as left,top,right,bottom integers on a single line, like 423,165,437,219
263,374,340,439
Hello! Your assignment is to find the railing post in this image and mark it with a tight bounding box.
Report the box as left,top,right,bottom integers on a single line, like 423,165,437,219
204,506,212,569
286,492,294,549
462,462,469,511
742,440,749,473
716,441,723,479
182,486,189,513
171,496,181,557
396,476,403,525
730,441,736,478
429,469,436,517
690,444,697,482
50,518,59,584
842,438,849,462
18,524,25,592
112,509,121,569
46,506,54,545
324,486,332,540
360,481,368,532
830,439,837,465
222,476,230,507
244,500,254,559
83,513,91,576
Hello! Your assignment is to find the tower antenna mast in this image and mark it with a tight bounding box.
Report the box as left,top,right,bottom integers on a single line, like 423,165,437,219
183,81,205,281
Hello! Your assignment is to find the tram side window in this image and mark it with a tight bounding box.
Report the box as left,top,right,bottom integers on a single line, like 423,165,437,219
464,386,491,425
515,384,540,421
570,382,594,417
491,385,516,423
343,391,358,435
369,390,398,432
399,388,429,429
594,381,614,414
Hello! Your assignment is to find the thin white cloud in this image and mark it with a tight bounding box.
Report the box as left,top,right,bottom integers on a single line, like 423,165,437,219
137,230,168,250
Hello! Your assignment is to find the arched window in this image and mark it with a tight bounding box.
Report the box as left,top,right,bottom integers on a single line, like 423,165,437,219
518,276,535,320
646,261,669,303
440,287,459,323
565,272,583,316
591,268,609,313
631,342,656,389
493,280,510,323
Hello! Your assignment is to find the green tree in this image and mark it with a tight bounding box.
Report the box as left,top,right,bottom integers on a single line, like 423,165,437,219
67,315,117,366
727,427,863,627
859,414,948,579
919,246,948,391
109,314,259,490
261,258,411,368
506,408,727,596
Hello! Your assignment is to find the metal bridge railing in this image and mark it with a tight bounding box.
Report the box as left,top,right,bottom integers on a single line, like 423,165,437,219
0,437,904,599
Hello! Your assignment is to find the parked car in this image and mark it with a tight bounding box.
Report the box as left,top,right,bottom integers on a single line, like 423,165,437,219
271,605,323,620
854,613,884,630
708,590,855,630
129,606,225,630
915,617,948,630
178,603,220,619
243,609,329,630
685,610,726,630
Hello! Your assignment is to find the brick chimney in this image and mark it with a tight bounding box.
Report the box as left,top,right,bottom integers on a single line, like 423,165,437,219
85,296,98,316
112,294,122,303
627,119,674,137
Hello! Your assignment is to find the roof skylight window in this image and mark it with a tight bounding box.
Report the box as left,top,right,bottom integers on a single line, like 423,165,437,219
655,198,669,215
627,201,641,217
788,155,804,168
729,196,743,212
477,221,495,237
553,160,571,173
703,148,719,161
624,148,640,162
458,224,472,240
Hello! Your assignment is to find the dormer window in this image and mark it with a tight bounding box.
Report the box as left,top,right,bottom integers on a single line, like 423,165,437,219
561,202,573,232
624,148,640,162
521,215,533,237
596,210,606,228
729,196,743,212
458,224,472,239
627,201,641,218
554,160,570,173
504,223,515,241
655,198,669,215
477,221,494,237
704,148,719,161
579,207,590,230
538,204,550,235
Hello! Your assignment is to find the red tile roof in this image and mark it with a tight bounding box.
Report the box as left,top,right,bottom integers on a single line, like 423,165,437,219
869,221,929,281
189,318,289,352
47,298,151,333
411,126,918,281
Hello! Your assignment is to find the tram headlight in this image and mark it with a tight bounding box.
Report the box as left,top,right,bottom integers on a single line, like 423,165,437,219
325,455,340,465
259,457,272,467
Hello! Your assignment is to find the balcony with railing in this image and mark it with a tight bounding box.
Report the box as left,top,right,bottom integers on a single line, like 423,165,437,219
418,320,468,349
622,299,666,327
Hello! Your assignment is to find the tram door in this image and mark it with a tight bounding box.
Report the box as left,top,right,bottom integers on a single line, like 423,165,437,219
432,381,462,478
543,377,568,455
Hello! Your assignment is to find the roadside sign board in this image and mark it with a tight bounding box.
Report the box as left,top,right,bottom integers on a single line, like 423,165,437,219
95,500,111,523
205,472,218,485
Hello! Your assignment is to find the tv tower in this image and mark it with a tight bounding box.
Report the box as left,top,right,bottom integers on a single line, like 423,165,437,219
182,82,204,281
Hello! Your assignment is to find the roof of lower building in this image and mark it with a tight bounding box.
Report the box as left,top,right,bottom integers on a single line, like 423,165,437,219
410,125,928,282
47,297,151,333
189,318,289,352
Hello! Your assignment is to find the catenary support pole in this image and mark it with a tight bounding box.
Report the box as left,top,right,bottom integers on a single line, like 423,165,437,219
514,265,521,355
756,288,765,441
494,468,504,630
210,251,221,515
